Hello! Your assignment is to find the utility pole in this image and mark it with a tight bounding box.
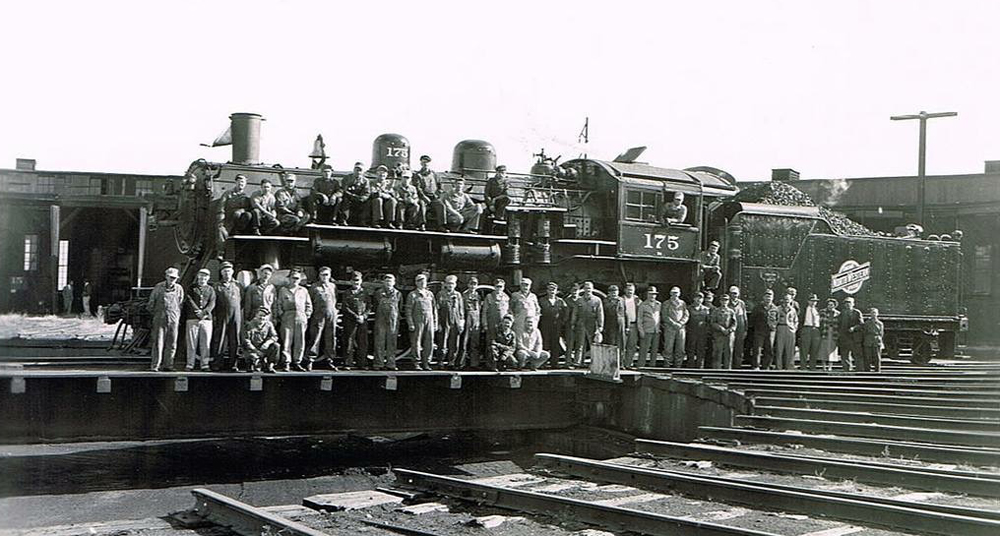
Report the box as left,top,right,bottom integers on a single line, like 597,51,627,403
890,110,957,227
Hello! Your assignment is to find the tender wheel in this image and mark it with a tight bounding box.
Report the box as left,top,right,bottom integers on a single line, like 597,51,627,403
937,331,956,359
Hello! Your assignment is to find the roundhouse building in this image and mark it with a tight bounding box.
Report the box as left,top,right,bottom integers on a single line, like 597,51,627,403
0,158,178,315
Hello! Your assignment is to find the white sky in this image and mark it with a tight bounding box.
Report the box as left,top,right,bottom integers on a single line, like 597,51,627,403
1,0,997,181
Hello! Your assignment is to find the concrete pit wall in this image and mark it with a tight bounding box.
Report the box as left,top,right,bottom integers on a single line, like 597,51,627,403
580,374,752,442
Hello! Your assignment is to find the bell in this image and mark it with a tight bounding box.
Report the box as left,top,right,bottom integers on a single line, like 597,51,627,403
308,134,327,159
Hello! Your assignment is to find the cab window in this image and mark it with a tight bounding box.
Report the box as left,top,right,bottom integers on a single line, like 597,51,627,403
625,189,659,221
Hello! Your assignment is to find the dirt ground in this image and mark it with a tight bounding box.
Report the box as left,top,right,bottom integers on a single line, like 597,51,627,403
0,314,118,341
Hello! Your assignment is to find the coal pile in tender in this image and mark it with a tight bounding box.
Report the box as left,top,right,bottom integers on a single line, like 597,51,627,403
733,182,877,237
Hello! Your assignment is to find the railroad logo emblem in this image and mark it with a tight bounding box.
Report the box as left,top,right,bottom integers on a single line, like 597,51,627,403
760,271,779,288
831,260,871,295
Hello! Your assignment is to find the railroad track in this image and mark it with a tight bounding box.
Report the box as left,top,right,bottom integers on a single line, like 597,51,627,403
164,446,998,536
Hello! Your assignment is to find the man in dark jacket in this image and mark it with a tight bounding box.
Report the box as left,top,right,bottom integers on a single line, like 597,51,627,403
212,261,243,371
538,281,568,368
750,289,779,370
837,296,864,371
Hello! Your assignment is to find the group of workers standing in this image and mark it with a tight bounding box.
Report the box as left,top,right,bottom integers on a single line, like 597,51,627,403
216,156,515,237
147,259,885,373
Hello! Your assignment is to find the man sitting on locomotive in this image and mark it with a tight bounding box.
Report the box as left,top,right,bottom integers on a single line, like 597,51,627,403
310,166,343,225
659,191,688,225
219,174,254,235
250,179,279,234
442,177,483,233
414,155,443,230
274,172,310,233
342,162,373,226
394,168,423,230
370,165,398,228
697,240,723,291
484,164,511,229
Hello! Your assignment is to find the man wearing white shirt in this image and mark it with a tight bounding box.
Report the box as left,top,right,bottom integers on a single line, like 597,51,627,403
621,283,640,367
799,294,822,370
515,316,550,370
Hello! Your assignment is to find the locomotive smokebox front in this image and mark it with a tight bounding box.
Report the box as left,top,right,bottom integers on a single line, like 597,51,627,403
451,139,497,179
371,133,411,171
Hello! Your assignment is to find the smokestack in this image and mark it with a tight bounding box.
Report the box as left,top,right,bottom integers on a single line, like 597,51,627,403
771,168,800,182
230,113,263,165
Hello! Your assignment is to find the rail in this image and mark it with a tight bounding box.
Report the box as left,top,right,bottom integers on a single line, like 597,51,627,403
534,453,1000,536
189,488,330,536
394,468,779,536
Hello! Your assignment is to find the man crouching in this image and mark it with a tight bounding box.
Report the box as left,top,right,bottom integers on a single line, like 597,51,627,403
243,307,280,372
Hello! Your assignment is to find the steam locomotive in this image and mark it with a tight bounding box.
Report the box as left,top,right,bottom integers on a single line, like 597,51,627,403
132,113,963,363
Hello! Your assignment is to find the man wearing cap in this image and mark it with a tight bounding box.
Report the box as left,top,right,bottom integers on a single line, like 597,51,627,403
406,273,437,370
370,165,398,228
510,277,539,340
460,276,482,368
275,268,313,371
219,174,253,235
603,285,626,355
837,297,864,372
621,283,640,368
212,261,243,372
818,297,840,371
728,286,749,369
636,286,661,368
307,266,338,370
436,274,465,368
341,271,370,369
274,172,310,233
773,292,799,370
394,168,423,230
481,278,510,370
491,314,518,370
538,281,568,368
309,167,343,225
250,179,279,234
569,281,605,367
373,273,402,370
342,163,372,225
185,268,216,371
709,294,737,368
442,177,483,233
148,267,184,371
661,287,690,368
698,241,722,291
659,191,688,225
414,155,444,230
685,291,711,368
563,282,582,362
243,306,280,373
484,165,511,231
799,294,823,370
244,264,276,324
750,289,779,370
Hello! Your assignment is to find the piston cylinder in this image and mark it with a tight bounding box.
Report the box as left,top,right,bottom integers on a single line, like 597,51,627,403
230,113,263,165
